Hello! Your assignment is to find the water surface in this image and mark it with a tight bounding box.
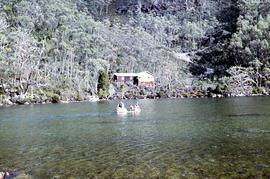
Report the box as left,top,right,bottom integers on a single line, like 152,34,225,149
0,97,270,178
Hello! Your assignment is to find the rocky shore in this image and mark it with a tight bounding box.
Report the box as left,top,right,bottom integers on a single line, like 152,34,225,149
0,86,99,106
0,84,269,106
109,84,269,100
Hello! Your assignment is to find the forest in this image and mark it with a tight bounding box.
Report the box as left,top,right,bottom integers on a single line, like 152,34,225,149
0,0,270,104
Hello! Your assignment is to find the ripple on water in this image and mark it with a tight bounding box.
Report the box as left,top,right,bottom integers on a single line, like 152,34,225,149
1,98,270,177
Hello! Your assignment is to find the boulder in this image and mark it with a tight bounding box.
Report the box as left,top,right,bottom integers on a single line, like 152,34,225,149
11,94,29,104
210,93,217,98
40,96,47,103
10,95,19,103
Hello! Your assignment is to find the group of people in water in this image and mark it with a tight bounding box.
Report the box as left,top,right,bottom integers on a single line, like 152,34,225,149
0,172,9,179
116,101,141,113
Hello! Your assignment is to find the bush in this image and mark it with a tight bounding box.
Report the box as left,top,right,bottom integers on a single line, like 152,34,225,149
77,94,83,101
258,88,263,94
54,89,61,95
46,91,54,97
252,87,263,94
0,87,5,95
120,84,125,90
97,70,110,98
157,90,165,98
98,89,108,99
207,87,213,92
52,95,60,103
252,87,258,94
214,84,222,94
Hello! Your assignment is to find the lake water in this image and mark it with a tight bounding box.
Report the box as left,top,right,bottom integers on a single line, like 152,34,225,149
0,97,270,178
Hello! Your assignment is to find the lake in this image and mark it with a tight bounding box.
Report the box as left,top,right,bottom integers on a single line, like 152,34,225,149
0,97,270,178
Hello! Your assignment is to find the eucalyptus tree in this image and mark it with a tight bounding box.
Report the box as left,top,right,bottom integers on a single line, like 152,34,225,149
230,1,270,88
222,66,254,95
2,29,43,94
1,0,260,100
0,13,9,90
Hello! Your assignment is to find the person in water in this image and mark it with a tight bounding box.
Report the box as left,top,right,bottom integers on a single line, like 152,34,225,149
118,101,124,108
0,172,10,179
134,101,139,109
129,105,135,111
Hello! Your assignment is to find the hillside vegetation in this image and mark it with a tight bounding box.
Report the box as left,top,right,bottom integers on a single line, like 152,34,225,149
0,0,269,104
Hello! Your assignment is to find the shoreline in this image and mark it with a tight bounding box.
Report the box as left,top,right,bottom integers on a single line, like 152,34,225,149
0,92,268,107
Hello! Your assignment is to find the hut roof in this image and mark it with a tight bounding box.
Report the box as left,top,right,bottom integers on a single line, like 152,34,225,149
113,73,138,77
113,71,154,77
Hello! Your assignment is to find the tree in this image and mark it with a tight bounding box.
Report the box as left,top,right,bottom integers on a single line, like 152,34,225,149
229,2,270,89
222,66,254,95
97,70,110,98
248,59,263,88
263,67,270,88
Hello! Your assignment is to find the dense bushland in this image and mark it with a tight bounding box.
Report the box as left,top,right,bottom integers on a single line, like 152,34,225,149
0,0,269,104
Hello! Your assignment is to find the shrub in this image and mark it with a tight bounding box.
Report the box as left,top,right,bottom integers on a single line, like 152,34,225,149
120,84,125,90
207,87,213,92
214,84,222,94
52,95,60,103
46,91,54,97
252,87,263,94
54,89,61,95
98,89,108,99
258,88,263,94
97,71,110,98
0,87,5,95
158,90,164,98
77,94,83,101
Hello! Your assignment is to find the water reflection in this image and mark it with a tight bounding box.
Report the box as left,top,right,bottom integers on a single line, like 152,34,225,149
0,97,270,177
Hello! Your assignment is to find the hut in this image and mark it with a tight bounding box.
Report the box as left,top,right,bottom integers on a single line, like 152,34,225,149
113,71,154,87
